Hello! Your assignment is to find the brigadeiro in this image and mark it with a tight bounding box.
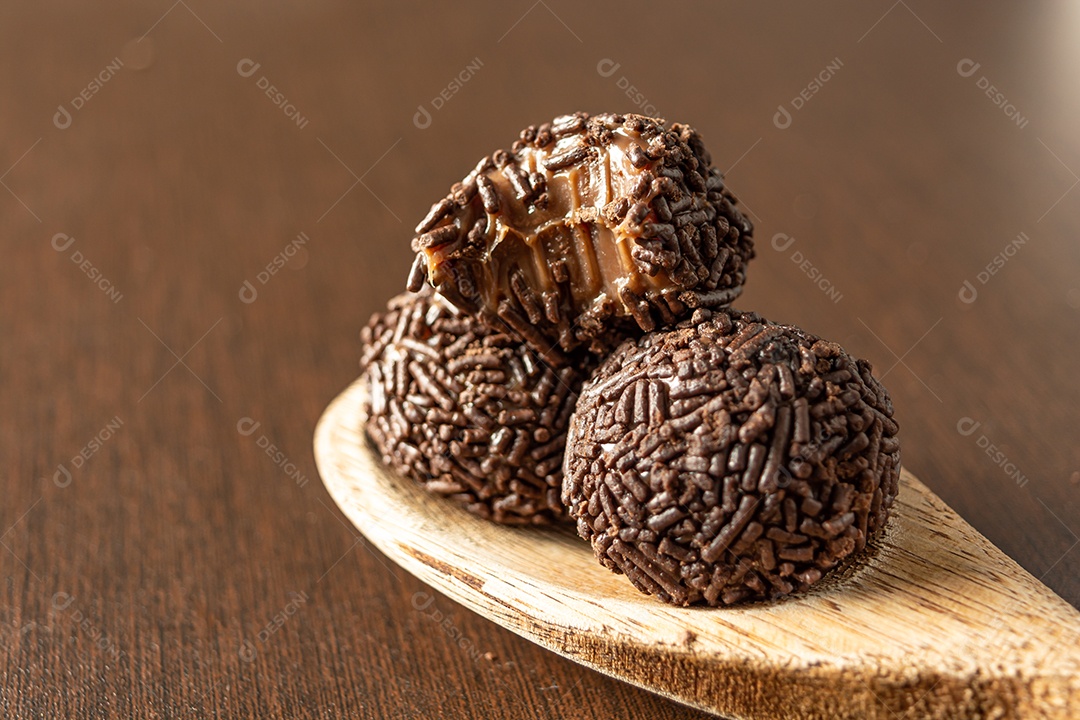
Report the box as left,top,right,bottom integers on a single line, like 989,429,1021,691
562,309,900,606
406,112,755,363
360,290,586,524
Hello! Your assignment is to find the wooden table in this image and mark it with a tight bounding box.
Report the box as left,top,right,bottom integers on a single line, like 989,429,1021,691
3,3,1077,717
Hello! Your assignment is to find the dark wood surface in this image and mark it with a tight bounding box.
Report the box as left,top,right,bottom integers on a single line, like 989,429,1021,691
3,3,1078,718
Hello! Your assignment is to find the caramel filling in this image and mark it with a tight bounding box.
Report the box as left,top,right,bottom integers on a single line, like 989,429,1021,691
422,128,672,321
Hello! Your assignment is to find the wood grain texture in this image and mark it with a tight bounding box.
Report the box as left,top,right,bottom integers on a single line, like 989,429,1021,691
2,2,1079,718
316,379,1080,720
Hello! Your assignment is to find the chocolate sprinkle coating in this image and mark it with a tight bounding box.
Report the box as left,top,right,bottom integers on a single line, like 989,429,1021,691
360,290,587,524
562,309,900,606
409,112,755,361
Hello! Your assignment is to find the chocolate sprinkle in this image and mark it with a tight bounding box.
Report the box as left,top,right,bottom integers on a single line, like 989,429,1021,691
361,290,589,524
407,112,755,356
562,309,900,606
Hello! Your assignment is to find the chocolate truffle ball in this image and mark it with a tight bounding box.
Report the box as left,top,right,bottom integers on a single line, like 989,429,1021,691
360,290,586,524
562,309,900,606
407,112,755,363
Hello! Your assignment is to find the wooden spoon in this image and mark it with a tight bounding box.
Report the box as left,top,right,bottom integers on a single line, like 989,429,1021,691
314,378,1080,719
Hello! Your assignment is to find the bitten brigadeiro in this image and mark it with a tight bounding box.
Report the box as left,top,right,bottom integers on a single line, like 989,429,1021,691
406,112,755,362
562,309,900,606
360,290,586,524
357,111,899,606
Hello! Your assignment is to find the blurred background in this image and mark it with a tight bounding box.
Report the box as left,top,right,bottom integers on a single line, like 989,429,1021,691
2,2,1078,717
